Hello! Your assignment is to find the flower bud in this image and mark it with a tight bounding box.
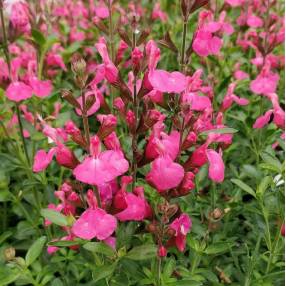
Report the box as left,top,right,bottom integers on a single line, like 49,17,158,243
85,93,97,111
146,222,158,233
61,89,81,109
56,146,79,169
137,109,163,133
137,29,151,46
181,131,197,150
132,48,143,75
113,97,125,113
96,114,117,140
4,247,15,261
104,132,121,150
118,28,132,46
211,208,223,220
157,245,167,257
71,54,87,75
126,110,136,132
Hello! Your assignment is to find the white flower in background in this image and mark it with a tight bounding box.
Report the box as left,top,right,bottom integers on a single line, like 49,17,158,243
273,174,284,187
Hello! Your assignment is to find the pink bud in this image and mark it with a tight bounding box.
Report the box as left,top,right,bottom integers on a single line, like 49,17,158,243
55,146,79,169
113,97,125,112
206,149,225,183
158,246,167,257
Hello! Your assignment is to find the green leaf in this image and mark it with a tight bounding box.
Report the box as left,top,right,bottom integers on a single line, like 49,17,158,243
259,163,281,173
204,242,234,255
231,179,256,198
200,127,238,136
48,239,84,247
25,236,47,266
92,263,117,283
260,152,283,173
83,242,116,257
256,176,272,198
31,29,46,47
41,209,68,226
0,231,13,245
0,267,21,285
125,244,157,261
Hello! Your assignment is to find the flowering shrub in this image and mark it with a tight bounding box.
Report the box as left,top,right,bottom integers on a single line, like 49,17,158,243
0,0,284,285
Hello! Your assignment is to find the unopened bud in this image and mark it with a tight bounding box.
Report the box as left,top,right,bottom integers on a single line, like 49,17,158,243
157,245,167,257
118,28,132,46
212,208,223,220
146,223,157,233
61,89,81,109
4,247,15,261
137,29,150,46
71,54,86,75
85,94,97,111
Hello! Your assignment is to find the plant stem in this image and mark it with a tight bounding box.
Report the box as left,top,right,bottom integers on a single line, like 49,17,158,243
180,20,188,72
81,89,90,148
156,257,162,286
16,103,31,165
92,186,102,208
108,0,115,111
131,30,139,190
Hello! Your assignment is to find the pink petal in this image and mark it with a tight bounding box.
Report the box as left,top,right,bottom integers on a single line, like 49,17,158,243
148,70,187,93
33,148,56,173
253,110,273,129
231,95,249,106
75,91,100,116
146,156,184,191
185,92,212,111
29,77,53,98
6,81,33,102
95,6,109,19
73,151,129,186
206,149,225,183
72,208,117,240
115,193,146,221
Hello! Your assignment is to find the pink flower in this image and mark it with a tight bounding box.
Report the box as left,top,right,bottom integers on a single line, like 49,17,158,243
234,70,249,80
188,144,208,167
148,70,187,93
146,40,161,71
222,83,249,110
247,15,263,28
72,208,117,240
29,77,53,98
73,136,129,186
170,213,192,252
250,71,279,96
182,92,211,111
95,39,119,83
253,110,274,129
115,192,147,221
94,5,109,19
75,91,100,116
146,128,180,161
193,30,222,57
33,148,57,172
152,3,167,22
206,149,225,183
9,1,31,34
55,145,79,169
146,155,184,191
6,81,33,102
